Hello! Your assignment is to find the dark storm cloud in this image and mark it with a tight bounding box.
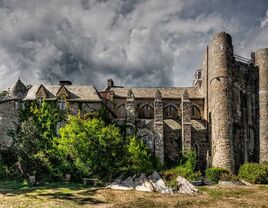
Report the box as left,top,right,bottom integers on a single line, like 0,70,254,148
0,0,267,90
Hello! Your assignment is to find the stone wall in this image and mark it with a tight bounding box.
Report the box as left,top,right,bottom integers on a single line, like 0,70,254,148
163,119,181,167
80,102,102,114
0,101,19,149
231,60,259,171
110,92,207,167
191,120,208,170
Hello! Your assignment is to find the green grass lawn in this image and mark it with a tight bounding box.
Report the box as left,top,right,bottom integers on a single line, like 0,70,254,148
0,180,268,208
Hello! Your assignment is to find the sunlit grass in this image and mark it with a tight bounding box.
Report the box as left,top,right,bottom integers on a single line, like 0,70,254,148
0,180,268,208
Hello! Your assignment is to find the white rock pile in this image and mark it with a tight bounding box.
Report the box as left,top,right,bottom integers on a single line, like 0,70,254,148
176,176,199,195
107,171,199,195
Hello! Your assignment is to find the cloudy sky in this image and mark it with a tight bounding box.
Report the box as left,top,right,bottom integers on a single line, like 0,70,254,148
0,0,268,90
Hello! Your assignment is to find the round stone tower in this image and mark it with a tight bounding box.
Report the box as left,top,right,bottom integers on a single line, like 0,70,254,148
208,32,234,172
255,48,268,163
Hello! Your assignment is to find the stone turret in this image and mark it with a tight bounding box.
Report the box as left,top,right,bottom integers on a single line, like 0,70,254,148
208,32,234,172
154,90,164,164
255,48,268,163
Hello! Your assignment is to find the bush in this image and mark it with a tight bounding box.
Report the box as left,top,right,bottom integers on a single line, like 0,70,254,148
162,167,201,189
219,172,240,182
206,167,229,183
180,150,198,172
127,137,154,174
162,150,201,188
238,163,268,184
176,166,201,181
162,168,178,189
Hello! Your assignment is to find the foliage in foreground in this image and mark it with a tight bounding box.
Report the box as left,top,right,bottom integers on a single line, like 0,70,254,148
127,136,154,174
162,150,201,188
55,116,126,180
1,101,65,179
0,101,156,182
56,116,156,180
205,167,230,183
238,163,268,184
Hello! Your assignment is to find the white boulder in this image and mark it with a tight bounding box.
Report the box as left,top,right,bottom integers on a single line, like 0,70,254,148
148,171,173,194
176,176,199,195
107,176,134,190
134,173,154,192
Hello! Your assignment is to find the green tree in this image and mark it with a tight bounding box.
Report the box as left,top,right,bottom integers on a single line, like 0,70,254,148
55,116,126,181
4,101,66,179
30,101,65,146
8,117,42,176
127,136,154,174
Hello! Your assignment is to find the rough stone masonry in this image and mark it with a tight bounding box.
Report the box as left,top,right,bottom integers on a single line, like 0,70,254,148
0,32,267,173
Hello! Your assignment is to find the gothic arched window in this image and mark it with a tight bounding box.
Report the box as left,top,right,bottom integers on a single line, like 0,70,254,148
164,104,178,118
138,104,154,119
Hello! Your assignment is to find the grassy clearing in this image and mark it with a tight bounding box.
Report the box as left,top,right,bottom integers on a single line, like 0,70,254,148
0,180,268,208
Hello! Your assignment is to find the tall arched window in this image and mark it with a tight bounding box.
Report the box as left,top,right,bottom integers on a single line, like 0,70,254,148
138,104,154,119
164,104,178,118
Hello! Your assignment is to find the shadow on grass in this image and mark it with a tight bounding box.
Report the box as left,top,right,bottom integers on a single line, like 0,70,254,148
30,189,104,205
0,180,105,205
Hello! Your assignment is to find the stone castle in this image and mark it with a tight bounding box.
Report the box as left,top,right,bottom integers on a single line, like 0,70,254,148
0,32,267,173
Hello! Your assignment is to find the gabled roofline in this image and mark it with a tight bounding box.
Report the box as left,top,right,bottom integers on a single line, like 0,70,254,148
56,85,70,98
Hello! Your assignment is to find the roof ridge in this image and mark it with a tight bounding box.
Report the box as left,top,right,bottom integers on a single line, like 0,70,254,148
111,86,194,89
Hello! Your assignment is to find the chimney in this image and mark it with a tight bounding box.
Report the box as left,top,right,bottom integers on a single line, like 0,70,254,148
108,79,114,88
59,80,72,85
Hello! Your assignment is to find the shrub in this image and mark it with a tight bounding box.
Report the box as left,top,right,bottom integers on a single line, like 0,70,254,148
162,150,201,188
180,150,198,172
162,168,178,189
127,137,154,174
238,163,268,184
206,167,229,183
219,172,240,182
176,166,201,181
162,166,201,189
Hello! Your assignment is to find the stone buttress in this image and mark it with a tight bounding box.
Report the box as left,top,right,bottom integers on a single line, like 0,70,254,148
125,89,136,126
154,90,164,164
181,90,192,152
255,48,268,163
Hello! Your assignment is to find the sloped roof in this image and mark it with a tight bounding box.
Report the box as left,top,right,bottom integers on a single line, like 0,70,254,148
9,79,27,99
24,85,102,102
164,119,182,130
164,119,206,131
191,120,206,130
110,87,203,99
